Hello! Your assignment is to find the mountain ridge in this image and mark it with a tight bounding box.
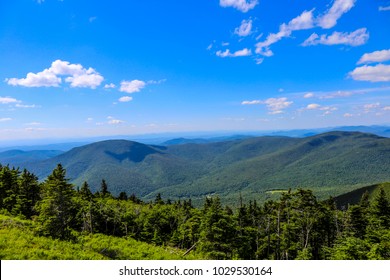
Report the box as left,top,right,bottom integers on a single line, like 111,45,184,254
1,131,389,204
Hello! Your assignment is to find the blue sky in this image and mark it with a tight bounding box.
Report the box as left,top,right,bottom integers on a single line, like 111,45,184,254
1,0,390,143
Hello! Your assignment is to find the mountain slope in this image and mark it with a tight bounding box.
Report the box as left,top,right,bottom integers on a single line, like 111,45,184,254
4,131,390,204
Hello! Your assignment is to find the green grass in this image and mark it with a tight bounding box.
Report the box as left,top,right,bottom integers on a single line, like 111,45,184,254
0,214,204,260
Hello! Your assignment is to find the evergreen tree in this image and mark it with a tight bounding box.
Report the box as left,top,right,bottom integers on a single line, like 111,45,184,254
99,179,110,197
198,197,236,259
15,169,41,218
0,165,19,212
35,164,78,240
371,187,390,228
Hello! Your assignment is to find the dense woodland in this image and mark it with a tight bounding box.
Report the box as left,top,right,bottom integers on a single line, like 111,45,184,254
0,163,389,260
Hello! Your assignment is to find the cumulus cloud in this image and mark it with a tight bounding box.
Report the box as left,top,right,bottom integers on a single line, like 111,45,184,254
357,49,390,64
255,1,358,58
0,97,21,104
242,97,293,114
302,28,369,46
304,92,314,98
349,64,390,82
306,103,321,110
303,103,338,114
219,0,258,13
344,113,353,117
6,69,61,87
216,48,252,58
0,118,12,122
317,0,356,29
255,10,314,56
6,60,104,89
234,19,253,37
120,80,146,94
118,96,133,102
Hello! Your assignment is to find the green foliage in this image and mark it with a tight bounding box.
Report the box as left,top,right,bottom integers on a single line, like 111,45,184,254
35,164,78,240
1,164,390,260
7,131,389,206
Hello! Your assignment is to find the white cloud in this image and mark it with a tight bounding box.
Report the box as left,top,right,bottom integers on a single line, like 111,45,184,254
6,69,61,87
306,103,321,110
303,103,337,112
147,79,167,85
242,100,262,105
349,64,390,82
119,96,133,102
120,80,146,94
216,48,252,58
234,19,253,37
363,102,380,112
255,57,264,65
256,9,314,56
379,6,390,11
344,113,353,117
0,97,21,104
317,0,356,29
0,118,12,122
383,106,390,111
6,60,104,89
219,0,258,13
242,97,293,114
107,116,124,125
65,72,104,89
104,83,116,89
255,1,358,57
302,28,369,46
357,49,390,64
15,104,37,108
304,92,314,98
89,16,97,23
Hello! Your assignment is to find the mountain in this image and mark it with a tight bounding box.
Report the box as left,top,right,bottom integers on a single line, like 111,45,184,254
0,150,64,167
333,182,390,209
3,131,390,205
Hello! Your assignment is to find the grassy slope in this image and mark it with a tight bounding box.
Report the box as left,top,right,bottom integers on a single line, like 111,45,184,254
0,214,203,260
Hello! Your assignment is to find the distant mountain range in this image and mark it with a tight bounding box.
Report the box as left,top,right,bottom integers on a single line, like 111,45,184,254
1,130,389,205
1,125,389,152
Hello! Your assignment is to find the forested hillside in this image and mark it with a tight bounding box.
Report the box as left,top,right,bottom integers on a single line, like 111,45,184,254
2,131,389,205
1,164,389,260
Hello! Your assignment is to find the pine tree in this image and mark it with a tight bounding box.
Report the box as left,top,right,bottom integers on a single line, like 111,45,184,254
35,164,77,240
198,197,236,259
371,186,390,228
15,169,40,218
99,179,111,197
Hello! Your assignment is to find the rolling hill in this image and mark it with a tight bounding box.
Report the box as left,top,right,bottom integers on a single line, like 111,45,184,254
1,131,390,204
